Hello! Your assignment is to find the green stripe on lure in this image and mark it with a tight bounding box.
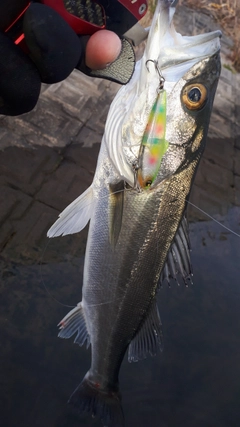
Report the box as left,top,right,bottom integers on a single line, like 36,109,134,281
137,60,168,189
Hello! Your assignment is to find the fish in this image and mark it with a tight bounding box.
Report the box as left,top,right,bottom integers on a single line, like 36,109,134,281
47,1,221,426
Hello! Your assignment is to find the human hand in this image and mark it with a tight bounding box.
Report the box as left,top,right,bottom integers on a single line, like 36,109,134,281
0,0,145,116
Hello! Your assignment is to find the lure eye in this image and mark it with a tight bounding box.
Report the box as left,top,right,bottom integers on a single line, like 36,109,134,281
145,180,152,188
137,173,153,189
182,83,208,110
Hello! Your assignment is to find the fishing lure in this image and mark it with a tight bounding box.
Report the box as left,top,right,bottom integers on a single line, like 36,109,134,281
137,60,168,189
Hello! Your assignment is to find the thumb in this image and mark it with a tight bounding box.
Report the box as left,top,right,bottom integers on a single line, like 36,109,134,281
85,30,122,70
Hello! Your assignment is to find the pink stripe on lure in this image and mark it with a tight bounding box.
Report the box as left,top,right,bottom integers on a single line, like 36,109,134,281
137,89,168,189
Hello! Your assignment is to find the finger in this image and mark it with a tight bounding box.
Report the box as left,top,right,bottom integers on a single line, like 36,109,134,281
85,30,122,70
0,32,41,116
23,3,83,84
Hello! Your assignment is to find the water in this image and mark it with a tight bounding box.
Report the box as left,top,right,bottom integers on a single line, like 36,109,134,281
0,144,240,427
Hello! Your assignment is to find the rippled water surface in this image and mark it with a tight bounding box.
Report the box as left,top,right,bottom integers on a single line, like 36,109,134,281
0,145,240,427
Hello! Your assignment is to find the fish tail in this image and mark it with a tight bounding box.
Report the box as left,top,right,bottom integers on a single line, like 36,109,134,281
68,375,124,427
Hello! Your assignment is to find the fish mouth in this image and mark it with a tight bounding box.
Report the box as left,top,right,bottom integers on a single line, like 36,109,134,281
157,30,222,82
143,0,222,83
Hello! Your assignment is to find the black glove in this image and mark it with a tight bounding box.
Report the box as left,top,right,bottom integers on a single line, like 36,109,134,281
0,0,138,116
0,1,84,115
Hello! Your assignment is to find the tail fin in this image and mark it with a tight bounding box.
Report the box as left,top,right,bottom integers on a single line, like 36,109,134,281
68,375,124,427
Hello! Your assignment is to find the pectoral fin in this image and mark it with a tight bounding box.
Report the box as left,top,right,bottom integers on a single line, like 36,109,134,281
109,181,125,247
128,299,163,362
160,214,193,286
47,185,94,237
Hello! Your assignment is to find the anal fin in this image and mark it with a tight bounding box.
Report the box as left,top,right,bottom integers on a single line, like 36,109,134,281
128,299,163,363
58,302,90,348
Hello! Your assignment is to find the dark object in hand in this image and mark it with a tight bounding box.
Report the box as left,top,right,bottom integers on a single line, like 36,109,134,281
0,0,147,116
1,2,83,115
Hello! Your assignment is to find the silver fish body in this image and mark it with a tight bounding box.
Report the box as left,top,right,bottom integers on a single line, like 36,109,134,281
48,1,221,426
83,50,221,374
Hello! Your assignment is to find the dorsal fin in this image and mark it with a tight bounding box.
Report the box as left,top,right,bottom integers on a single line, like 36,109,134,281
128,299,163,363
160,214,193,286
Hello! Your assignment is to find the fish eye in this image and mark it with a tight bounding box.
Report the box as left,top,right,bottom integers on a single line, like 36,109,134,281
188,87,201,102
182,83,208,110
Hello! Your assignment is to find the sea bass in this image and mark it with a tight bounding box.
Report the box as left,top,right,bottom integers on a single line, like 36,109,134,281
48,1,221,425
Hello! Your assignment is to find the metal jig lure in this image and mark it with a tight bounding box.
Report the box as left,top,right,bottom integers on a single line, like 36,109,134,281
136,60,168,190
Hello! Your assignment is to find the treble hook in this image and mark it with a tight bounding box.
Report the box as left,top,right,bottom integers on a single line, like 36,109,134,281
145,59,165,91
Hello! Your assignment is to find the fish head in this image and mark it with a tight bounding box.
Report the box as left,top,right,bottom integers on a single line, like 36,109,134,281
146,50,221,188
104,0,221,187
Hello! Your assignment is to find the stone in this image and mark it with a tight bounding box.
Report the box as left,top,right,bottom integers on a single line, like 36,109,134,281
0,146,62,196
203,137,234,171
233,148,240,176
